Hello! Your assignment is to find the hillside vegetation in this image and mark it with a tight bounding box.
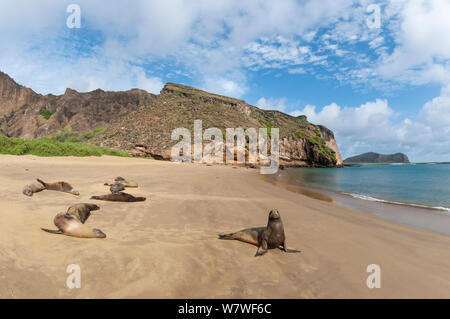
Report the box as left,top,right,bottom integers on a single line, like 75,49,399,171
0,134,130,157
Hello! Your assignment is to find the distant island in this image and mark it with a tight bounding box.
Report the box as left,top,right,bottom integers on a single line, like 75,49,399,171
344,152,410,163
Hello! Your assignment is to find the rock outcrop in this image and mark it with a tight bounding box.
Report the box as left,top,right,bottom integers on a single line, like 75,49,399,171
92,83,343,167
344,152,409,163
0,72,155,139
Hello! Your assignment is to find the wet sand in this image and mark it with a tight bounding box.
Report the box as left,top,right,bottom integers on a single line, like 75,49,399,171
1,155,450,298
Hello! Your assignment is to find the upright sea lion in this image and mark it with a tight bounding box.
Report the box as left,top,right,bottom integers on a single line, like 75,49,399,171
90,192,146,202
66,203,100,224
22,182,45,196
37,178,79,195
41,213,106,239
219,209,301,256
104,177,138,188
110,183,125,194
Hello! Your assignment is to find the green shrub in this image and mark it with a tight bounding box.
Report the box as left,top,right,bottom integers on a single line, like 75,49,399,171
0,134,130,157
40,109,56,120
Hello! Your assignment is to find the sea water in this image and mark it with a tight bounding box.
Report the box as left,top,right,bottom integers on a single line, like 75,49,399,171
284,164,450,211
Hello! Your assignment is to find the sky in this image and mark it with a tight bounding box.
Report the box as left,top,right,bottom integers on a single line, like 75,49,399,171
0,0,449,162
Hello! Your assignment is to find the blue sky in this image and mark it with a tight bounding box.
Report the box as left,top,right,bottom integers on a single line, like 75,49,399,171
0,0,449,161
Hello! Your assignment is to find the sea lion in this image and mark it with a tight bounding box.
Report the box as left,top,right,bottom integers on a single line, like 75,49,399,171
37,178,79,195
110,183,125,194
218,209,301,256
90,192,146,202
22,182,45,196
41,213,106,239
104,177,138,188
66,203,100,224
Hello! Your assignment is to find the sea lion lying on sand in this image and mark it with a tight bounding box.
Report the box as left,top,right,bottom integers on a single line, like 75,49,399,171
37,178,79,195
104,177,138,188
23,182,45,196
66,203,100,224
219,209,301,257
90,192,146,202
41,213,106,238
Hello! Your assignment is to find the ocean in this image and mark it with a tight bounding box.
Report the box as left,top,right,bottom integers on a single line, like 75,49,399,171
280,163,450,212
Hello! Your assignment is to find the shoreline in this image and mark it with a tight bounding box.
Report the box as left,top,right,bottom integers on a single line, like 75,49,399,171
262,170,450,236
2,154,450,298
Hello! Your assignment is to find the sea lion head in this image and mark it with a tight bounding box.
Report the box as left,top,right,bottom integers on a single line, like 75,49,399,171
93,228,106,238
268,209,281,220
86,204,100,211
59,182,80,195
110,183,125,193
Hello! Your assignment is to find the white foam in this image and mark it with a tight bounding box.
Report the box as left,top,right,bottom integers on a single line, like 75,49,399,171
433,206,450,212
344,193,450,213
344,193,386,203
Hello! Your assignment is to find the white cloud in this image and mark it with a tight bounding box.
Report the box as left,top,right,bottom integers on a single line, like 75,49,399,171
288,67,306,74
256,97,288,112
419,84,450,127
0,0,357,95
290,96,450,162
369,36,384,49
136,72,165,94
202,76,246,98
376,0,450,86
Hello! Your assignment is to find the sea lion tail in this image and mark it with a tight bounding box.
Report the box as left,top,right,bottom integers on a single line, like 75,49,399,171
41,228,63,235
90,196,100,200
135,197,146,202
36,178,46,187
218,233,235,240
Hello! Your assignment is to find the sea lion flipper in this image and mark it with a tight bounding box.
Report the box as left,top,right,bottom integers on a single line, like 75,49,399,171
284,248,302,253
255,234,269,257
41,228,63,235
255,247,268,257
218,233,234,240
36,178,46,187
280,240,301,253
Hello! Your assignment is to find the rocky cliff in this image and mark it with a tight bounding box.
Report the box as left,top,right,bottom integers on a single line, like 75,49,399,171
0,72,343,167
92,83,343,167
0,72,155,139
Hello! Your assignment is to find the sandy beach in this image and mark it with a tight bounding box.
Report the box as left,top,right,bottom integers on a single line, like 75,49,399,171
1,154,450,298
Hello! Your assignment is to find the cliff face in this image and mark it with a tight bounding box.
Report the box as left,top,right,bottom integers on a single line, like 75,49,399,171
344,152,409,163
0,72,155,139
0,72,343,167
92,83,343,167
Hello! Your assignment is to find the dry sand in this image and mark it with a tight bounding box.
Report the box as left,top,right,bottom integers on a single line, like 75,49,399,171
1,154,450,298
